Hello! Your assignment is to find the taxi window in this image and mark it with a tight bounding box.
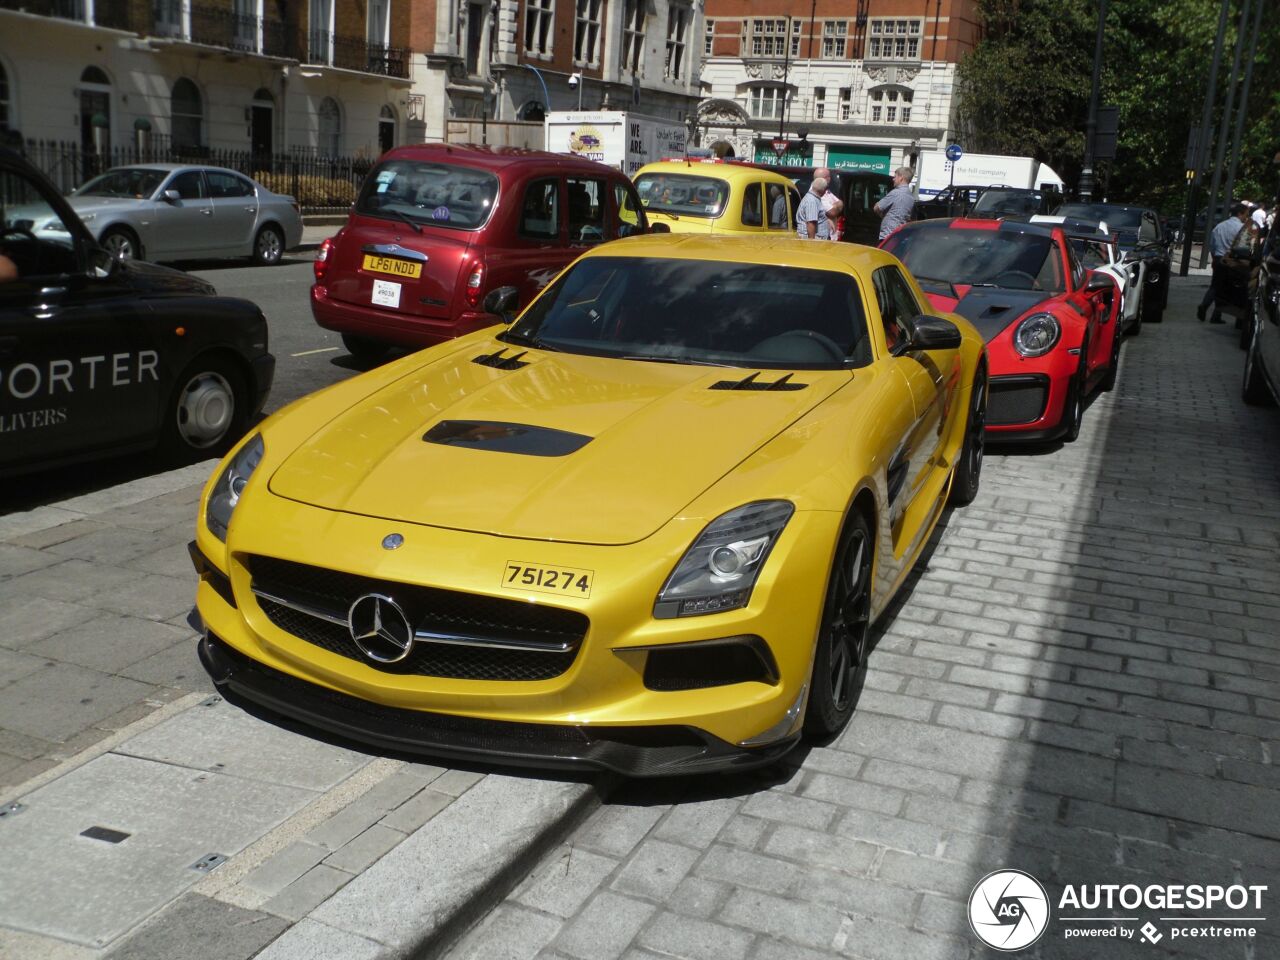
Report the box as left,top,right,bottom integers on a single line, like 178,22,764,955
520,178,560,241
1,169,80,281
567,178,605,244
741,183,763,227
207,170,254,198
612,182,643,239
168,171,207,200
634,173,729,218
768,184,788,228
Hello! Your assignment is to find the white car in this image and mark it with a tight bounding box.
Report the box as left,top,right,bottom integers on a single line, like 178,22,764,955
1032,215,1145,334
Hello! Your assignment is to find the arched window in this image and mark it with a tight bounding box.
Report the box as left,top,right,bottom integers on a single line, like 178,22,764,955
0,62,10,131
516,100,545,122
318,97,341,156
81,66,110,85
171,78,203,150
378,104,395,154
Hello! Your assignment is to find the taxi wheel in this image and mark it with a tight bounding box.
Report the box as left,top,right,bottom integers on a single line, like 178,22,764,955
341,333,391,364
162,355,249,459
101,227,141,261
804,512,872,737
252,225,284,266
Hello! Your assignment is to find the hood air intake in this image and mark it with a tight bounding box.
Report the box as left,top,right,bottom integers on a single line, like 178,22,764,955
710,372,807,391
423,420,591,457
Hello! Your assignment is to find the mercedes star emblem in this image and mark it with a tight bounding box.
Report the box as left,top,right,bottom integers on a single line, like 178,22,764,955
382,532,405,550
347,593,414,663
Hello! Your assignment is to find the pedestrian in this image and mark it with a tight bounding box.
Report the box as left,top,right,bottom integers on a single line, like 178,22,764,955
796,178,829,240
769,184,787,228
874,166,916,241
1199,201,1252,324
815,167,844,241
1252,201,1269,238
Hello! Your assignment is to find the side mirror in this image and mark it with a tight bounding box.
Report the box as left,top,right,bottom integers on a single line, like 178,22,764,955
163,189,181,203
648,221,671,234
482,285,519,322
1085,271,1114,293
894,315,962,354
87,244,117,277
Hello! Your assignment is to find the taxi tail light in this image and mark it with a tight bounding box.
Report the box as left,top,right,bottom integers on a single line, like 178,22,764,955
313,237,333,283
464,260,485,308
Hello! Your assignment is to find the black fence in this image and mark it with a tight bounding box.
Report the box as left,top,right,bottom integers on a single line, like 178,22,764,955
22,139,377,214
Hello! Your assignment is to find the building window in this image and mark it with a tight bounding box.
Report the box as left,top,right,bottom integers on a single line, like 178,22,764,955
0,62,9,131
309,0,334,62
170,78,203,150
367,0,389,46
665,4,689,80
814,86,825,119
748,18,787,58
524,0,554,56
902,106,911,124
885,106,896,123
869,88,913,124
318,96,341,155
790,19,800,57
748,85,785,120
490,0,501,58
622,0,646,73
704,19,714,56
867,18,921,60
575,0,601,65
821,21,846,58
839,86,850,120
379,104,396,153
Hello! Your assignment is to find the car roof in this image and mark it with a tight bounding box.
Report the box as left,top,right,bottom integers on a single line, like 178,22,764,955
634,160,797,187
577,233,900,274
380,143,625,176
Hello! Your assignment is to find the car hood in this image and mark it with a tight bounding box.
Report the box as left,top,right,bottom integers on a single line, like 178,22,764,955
114,258,216,296
268,341,848,545
920,285,1049,342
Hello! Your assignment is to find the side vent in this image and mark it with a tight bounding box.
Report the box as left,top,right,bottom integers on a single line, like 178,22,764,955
710,372,807,391
472,348,530,370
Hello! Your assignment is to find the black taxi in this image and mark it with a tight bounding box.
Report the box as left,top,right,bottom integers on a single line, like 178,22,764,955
0,145,274,476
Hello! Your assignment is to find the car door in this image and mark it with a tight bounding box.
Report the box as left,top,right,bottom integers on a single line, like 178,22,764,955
1063,239,1111,377
0,164,161,471
567,175,607,250
150,169,215,258
205,169,259,255
492,174,568,311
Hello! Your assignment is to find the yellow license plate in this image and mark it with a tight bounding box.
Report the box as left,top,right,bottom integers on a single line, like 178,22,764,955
501,562,593,598
362,254,422,279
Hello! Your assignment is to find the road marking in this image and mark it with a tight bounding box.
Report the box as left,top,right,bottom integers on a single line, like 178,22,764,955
291,347,340,357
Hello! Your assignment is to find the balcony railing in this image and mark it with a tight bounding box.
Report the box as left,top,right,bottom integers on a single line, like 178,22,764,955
309,30,409,79
152,2,293,57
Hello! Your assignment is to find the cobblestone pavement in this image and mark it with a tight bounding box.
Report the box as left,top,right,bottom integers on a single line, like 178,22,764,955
447,278,1280,960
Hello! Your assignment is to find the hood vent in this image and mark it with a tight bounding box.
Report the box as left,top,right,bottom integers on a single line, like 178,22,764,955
423,420,591,457
710,372,807,392
471,348,530,370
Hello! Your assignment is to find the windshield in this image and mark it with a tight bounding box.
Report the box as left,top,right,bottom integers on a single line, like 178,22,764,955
1057,204,1143,232
883,224,1065,294
502,256,872,369
1069,237,1115,269
635,174,730,218
73,168,167,199
972,189,1044,218
355,159,499,230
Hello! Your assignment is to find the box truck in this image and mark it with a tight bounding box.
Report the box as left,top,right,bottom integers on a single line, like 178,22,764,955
915,151,1065,198
544,111,687,175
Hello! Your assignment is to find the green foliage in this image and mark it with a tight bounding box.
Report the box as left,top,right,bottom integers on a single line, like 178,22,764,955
956,0,1280,211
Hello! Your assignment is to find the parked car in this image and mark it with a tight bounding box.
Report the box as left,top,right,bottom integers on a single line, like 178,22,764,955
1054,202,1171,323
0,147,274,476
914,184,985,221
192,235,987,775
312,144,651,362
970,187,1059,219
882,217,1120,441
65,163,302,265
1032,215,1145,334
1243,226,1280,406
635,159,799,235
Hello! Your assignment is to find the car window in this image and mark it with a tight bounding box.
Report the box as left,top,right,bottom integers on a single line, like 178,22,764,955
1139,211,1159,242
872,266,918,352
167,171,207,200
741,183,763,227
883,223,1064,293
0,168,80,281
1038,240,1066,291
74,168,166,199
355,159,499,230
207,170,254,198
1069,238,1111,271
634,173,729,218
520,178,560,242
767,185,787,228
1064,238,1086,289
567,178,605,245
788,187,801,230
613,182,643,239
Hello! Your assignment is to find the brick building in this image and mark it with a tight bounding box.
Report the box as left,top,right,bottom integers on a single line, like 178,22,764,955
697,0,979,174
0,1,412,161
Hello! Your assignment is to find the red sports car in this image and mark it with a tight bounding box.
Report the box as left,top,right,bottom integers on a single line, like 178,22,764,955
881,218,1121,441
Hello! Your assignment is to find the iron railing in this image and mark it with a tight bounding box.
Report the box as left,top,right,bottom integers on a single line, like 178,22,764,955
309,30,410,79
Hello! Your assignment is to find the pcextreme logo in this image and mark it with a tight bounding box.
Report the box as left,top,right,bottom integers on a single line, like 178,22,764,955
967,870,1269,951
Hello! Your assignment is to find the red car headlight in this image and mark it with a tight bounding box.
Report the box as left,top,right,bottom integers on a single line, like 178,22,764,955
1013,313,1060,358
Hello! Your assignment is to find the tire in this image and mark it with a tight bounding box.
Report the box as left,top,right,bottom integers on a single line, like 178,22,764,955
341,333,391,364
1142,282,1165,323
1127,297,1142,337
1061,342,1087,443
949,363,986,507
1243,327,1275,406
1101,328,1121,393
252,224,285,265
100,226,142,261
161,354,250,460
804,511,873,737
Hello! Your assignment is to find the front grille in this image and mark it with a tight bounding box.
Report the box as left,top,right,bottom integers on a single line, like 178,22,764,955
249,556,588,681
988,375,1049,425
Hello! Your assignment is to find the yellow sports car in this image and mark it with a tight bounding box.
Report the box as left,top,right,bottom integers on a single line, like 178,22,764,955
191,236,987,776
635,160,799,235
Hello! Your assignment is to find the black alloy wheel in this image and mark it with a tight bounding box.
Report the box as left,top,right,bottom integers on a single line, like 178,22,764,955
1142,275,1165,323
805,512,873,736
1061,340,1088,443
949,363,987,506
1101,329,1121,392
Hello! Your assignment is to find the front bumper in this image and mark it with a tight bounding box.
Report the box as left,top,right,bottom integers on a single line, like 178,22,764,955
985,346,1078,441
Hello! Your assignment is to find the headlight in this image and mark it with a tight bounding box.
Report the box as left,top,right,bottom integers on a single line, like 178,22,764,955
1013,313,1060,358
205,434,264,542
654,501,794,619
76,214,95,225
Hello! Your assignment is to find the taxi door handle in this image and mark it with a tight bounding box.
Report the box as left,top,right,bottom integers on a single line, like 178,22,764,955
0,336,16,358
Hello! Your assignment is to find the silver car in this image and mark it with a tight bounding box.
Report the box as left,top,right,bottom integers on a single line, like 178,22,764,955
66,164,303,265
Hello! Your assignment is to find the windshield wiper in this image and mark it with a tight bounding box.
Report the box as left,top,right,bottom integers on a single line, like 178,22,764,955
619,355,734,367
497,330,559,352
378,207,424,234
